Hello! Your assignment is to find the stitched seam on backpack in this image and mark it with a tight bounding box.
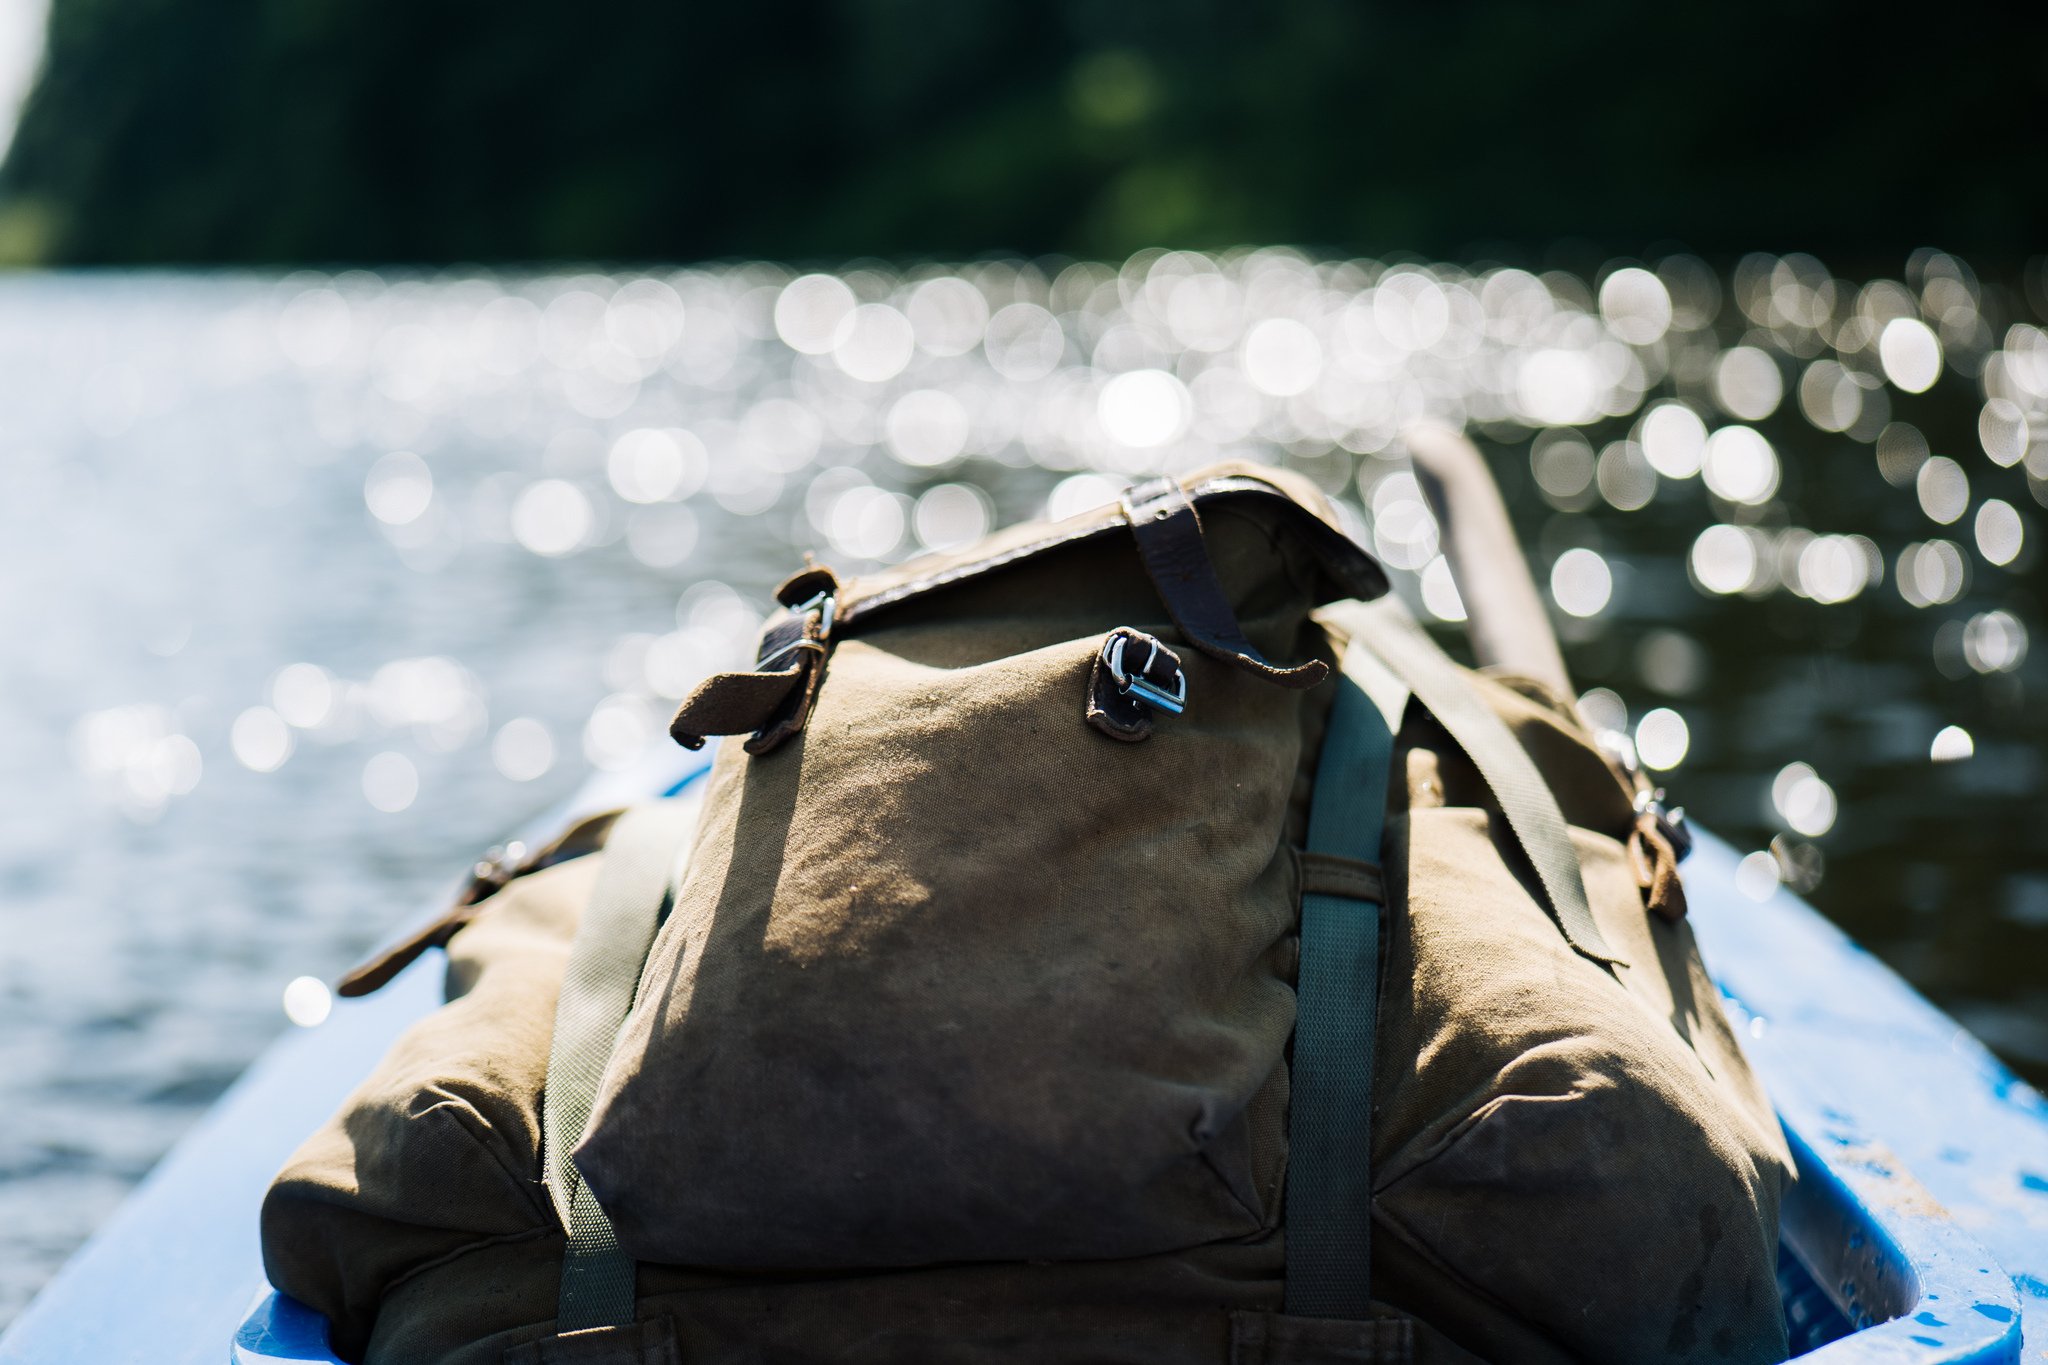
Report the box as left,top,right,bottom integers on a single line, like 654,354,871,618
415,1091,558,1227
1366,1099,1493,1193
1198,1138,1271,1229
378,1224,558,1304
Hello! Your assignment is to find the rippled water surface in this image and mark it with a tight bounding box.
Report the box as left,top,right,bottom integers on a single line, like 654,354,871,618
0,252,2042,1323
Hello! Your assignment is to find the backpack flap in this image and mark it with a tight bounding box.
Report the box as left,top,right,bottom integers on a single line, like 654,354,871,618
666,463,1382,756
573,463,1385,1269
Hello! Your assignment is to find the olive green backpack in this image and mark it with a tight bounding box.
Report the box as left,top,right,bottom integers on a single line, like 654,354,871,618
264,462,1791,1365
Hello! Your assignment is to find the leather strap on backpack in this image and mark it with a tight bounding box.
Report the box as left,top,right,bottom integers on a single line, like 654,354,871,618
541,798,700,1332
333,809,628,998
1286,671,1395,1319
1120,477,1329,690
670,567,839,757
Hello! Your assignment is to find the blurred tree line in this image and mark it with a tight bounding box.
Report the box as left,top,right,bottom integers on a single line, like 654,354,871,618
0,0,2039,267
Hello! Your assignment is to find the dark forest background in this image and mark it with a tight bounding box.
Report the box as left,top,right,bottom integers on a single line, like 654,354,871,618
0,0,2040,268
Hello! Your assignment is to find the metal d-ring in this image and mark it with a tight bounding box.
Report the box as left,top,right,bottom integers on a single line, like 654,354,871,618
1105,630,1186,715
757,591,837,671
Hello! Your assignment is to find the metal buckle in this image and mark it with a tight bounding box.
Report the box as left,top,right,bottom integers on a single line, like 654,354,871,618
1105,631,1186,715
757,591,836,671
793,590,838,636
1635,786,1693,861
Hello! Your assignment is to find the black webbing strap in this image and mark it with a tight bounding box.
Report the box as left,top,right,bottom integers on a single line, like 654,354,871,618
543,799,698,1332
1286,672,1396,1319
1121,478,1329,691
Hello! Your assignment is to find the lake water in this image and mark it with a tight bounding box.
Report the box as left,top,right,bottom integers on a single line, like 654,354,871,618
0,251,2042,1324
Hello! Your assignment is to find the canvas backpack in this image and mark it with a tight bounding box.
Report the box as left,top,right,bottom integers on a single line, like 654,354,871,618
264,461,1793,1365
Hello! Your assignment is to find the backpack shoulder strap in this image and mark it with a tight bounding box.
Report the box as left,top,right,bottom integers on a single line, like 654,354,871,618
542,797,700,1332
1322,597,1623,968
1286,670,1396,1319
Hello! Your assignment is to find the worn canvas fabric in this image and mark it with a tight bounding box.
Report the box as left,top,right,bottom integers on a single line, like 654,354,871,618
262,464,1792,1364
574,479,1372,1269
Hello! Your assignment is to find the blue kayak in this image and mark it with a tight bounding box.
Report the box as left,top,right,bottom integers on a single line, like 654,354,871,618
0,735,2038,1364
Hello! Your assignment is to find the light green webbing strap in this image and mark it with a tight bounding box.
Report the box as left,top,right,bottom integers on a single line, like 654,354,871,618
1286,673,1395,1320
542,799,698,1332
1329,598,1622,967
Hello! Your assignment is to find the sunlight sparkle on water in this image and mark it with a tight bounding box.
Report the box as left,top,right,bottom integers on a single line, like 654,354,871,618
887,389,972,467
1772,763,1837,838
1736,851,1781,902
1691,525,1759,595
1638,404,1706,479
1975,500,2024,566
1419,555,1466,622
1370,473,1439,570
1881,318,1943,392
1099,370,1192,448
1701,426,1780,505
513,479,594,555
914,484,994,553
1047,473,1123,522
1897,540,1968,607
584,695,655,772
1931,726,1975,762
1714,348,1783,421
364,451,432,525
1577,687,1626,736
1598,269,1672,346
231,707,293,773
282,976,332,1028
1635,708,1690,771
492,718,555,782
1550,548,1612,617
608,428,705,504
906,278,989,357
1917,456,1970,525
773,274,857,355
825,485,909,560
1964,612,2028,674
1980,399,2030,467
1531,429,1597,509
835,304,916,384
270,663,334,729
362,751,418,812
1242,318,1323,397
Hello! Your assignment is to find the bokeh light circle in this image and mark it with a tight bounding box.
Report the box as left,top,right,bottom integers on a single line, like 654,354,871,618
1099,369,1191,447
1635,708,1690,771
1639,403,1707,478
1880,318,1943,392
1550,548,1612,617
1701,426,1779,505
1598,268,1672,345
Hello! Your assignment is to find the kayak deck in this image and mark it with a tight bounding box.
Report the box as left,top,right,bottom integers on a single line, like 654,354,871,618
0,748,2041,1361
1687,828,2040,1361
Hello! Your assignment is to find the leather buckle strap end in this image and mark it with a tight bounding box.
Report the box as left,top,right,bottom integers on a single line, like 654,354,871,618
1120,478,1329,692
668,568,840,757
335,810,629,998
